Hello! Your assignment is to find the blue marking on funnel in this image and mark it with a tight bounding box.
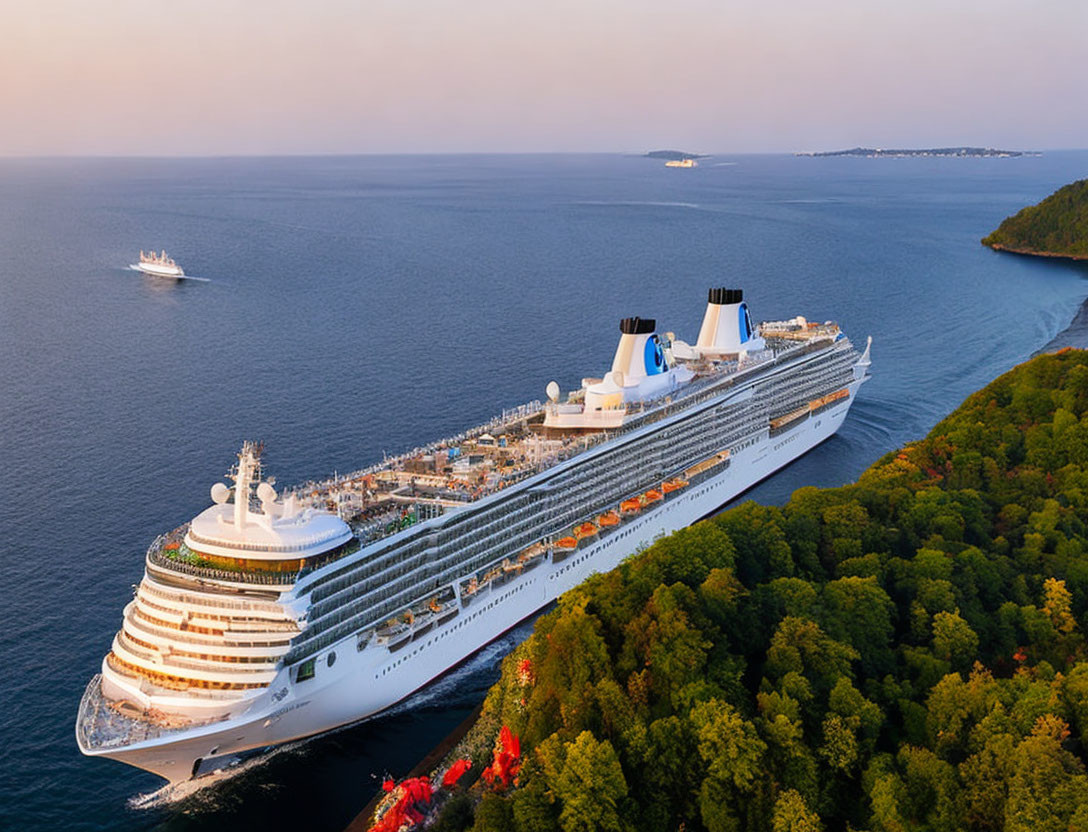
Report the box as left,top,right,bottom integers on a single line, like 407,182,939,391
644,337,666,375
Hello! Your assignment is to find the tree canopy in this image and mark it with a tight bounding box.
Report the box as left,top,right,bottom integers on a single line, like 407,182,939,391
982,178,1088,258
442,349,1088,832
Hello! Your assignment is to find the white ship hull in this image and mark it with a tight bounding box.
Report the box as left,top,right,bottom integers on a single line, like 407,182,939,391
131,262,184,277
80,381,861,783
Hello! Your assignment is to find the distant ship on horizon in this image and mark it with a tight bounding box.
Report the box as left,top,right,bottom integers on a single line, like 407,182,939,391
132,250,184,278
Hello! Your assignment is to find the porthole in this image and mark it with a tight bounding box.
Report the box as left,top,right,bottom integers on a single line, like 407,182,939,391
328,651,337,668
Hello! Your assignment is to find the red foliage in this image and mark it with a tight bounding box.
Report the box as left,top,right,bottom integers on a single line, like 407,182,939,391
441,758,472,789
517,658,535,686
370,776,433,832
481,725,521,790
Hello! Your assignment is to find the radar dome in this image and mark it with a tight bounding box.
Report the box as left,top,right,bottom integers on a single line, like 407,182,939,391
546,381,560,402
211,482,230,504
257,482,277,504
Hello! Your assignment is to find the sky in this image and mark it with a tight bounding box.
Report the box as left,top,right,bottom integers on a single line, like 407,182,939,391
1,0,1085,156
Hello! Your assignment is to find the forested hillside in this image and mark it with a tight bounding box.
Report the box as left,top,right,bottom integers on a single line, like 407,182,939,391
438,349,1088,832
983,179,1088,259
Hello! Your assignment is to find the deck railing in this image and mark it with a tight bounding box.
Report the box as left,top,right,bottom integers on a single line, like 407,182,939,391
146,537,299,588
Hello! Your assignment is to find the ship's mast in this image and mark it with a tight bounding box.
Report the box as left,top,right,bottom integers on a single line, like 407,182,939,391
229,441,263,528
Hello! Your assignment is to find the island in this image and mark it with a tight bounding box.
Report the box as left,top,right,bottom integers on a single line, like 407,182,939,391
983,178,1088,260
644,149,707,161
797,146,1029,158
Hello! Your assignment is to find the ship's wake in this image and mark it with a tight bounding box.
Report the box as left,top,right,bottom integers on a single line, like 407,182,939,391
573,200,705,210
386,617,539,715
125,265,211,282
126,739,305,810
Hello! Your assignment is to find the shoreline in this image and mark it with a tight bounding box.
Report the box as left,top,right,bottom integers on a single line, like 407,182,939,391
1037,293,1088,355
984,242,1088,262
344,703,484,832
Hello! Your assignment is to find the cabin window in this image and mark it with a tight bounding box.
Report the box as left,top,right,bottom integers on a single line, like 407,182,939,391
327,651,337,668
296,658,316,683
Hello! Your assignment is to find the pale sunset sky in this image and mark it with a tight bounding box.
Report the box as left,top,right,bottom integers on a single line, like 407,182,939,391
1,0,1085,155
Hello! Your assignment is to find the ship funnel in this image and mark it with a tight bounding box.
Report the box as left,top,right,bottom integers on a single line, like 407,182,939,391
695,287,763,356
611,316,669,383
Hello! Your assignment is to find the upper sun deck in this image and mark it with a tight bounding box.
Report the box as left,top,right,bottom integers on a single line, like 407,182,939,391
186,503,352,559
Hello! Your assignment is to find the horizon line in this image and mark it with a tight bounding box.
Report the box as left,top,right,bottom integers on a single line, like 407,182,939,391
2,147,1083,161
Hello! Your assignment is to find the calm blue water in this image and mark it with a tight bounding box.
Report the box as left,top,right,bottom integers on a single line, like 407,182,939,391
2,153,1087,831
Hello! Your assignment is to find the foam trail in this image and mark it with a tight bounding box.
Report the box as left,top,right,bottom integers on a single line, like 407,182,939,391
126,265,212,282
574,200,703,210
388,624,535,714
127,739,306,810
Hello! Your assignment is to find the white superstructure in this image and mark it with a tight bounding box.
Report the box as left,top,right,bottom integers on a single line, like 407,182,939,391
132,250,184,277
77,288,871,783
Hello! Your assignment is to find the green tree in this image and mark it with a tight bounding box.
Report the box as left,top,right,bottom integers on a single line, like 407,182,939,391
553,731,629,832
472,792,513,832
932,609,980,671
691,699,769,832
772,788,823,832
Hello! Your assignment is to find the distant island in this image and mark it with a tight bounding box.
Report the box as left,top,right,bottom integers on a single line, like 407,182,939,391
983,178,1088,260
797,146,1031,158
644,149,707,161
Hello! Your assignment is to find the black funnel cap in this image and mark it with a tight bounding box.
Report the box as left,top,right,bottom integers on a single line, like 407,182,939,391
708,287,743,305
619,317,656,335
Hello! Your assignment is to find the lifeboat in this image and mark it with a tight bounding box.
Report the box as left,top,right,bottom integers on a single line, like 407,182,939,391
662,478,689,498
518,544,546,569
620,498,642,516
597,510,621,528
377,613,414,649
552,535,579,562
808,388,850,412
428,595,458,624
574,522,599,540
770,406,809,432
642,489,663,505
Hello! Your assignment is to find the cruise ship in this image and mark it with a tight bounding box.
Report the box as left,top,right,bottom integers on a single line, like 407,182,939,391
76,287,871,783
132,250,184,278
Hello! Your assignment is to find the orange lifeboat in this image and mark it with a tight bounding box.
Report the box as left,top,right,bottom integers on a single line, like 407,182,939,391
554,536,579,550
597,510,620,527
574,522,599,540
662,477,689,495
620,498,642,516
643,489,663,505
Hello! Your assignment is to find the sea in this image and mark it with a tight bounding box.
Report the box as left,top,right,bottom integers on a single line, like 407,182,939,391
2,152,1087,831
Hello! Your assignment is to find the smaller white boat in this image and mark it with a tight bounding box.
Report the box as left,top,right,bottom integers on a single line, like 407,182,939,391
665,158,697,168
132,250,184,277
